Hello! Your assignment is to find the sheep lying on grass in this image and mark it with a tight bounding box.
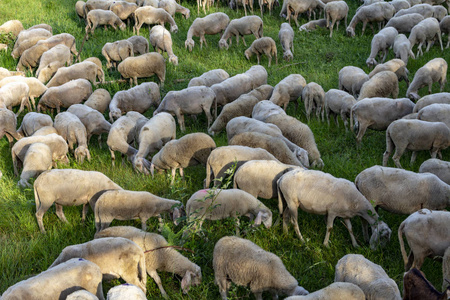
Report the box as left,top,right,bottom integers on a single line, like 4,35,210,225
299,19,328,32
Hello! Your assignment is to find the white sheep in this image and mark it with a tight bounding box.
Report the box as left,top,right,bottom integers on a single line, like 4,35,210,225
244,37,277,67
0,67,24,81
392,34,415,65
17,142,52,188
302,82,325,121
218,15,263,50
440,15,450,48
417,103,450,128
406,58,447,101
35,44,72,84
213,236,309,300
133,6,178,35
106,284,146,300
84,88,111,113
118,52,166,87
17,112,53,137
278,22,294,61
324,0,348,37
419,158,450,185
102,40,134,70
75,1,87,21
285,0,326,27
149,25,178,65
0,76,47,109
67,289,100,300
409,17,443,57
0,108,22,147
358,71,399,100
11,28,52,59
85,9,126,39
299,19,328,32
346,2,395,37
158,0,190,19
0,82,30,116
229,0,253,16
334,254,402,300
185,12,230,51
109,1,138,26
284,282,365,300
0,20,24,38
46,61,104,87
188,69,230,88
269,74,306,110
394,3,434,17
338,66,369,98
390,0,410,12
85,0,114,12
385,13,424,33
32,126,58,136
413,92,450,112
366,27,398,67
127,35,149,55
324,89,356,130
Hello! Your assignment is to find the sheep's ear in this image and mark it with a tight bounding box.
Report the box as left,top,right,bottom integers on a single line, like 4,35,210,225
173,207,180,225
254,211,263,226
181,271,192,293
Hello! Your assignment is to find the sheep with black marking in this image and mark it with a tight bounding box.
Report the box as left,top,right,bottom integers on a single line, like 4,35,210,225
185,12,230,51
406,58,447,101
403,268,450,300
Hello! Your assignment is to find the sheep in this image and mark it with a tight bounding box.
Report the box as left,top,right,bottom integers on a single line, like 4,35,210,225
0,20,24,38
150,133,216,182
391,35,415,66
213,236,309,300
153,86,215,131
417,103,450,128
68,289,100,300
351,97,415,144
440,15,450,48
358,71,399,100
419,158,450,185
395,3,434,17
324,1,348,37
158,0,190,19
243,64,268,88
0,67,25,81
409,17,443,57
210,74,255,110
218,15,263,50
390,0,410,12
0,82,30,116
338,66,369,98
133,6,178,35
83,57,105,82
278,22,294,61
1,258,104,300
38,79,93,113
67,104,112,147
346,2,395,37
118,52,166,87
50,237,147,293
324,89,356,130
76,1,87,21
36,44,72,84
102,40,134,70
444,247,450,291
0,108,22,147
398,209,450,271
185,13,229,52
109,1,138,26
95,226,202,298
208,85,273,135
127,35,149,55
433,5,447,21
385,13,424,33
284,282,365,300
269,74,306,110
229,0,253,16
413,92,450,112
334,254,402,300
18,112,53,138
244,37,277,67
133,112,175,173
0,76,47,109
16,142,52,188
46,61,104,88
11,28,52,59
188,69,230,88
84,88,111,113
302,82,325,121
299,19,328,32
366,27,398,67
28,23,53,33
149,25,178,65
406,58,447,101
85,0,114,12
106,284,146,300
403,268,450,300
32,126,58,136
285,0,326,27
85,9,126,39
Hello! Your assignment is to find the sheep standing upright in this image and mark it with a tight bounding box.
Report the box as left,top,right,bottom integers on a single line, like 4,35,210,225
393,34,415,65
346,2,395,37
218,15,263,50
278,23,294,61
244,37,277,67
409,17,443,57
85,9,126,39
338,66,369,98
406,58,447,101
133,6,178,35
17,142,52,188
269,74,306,110
357,71,399,100
324,89,356,130
118,52,166,87
365,27,398,67
101,40,134,70
185,12,230,51
0,108,22,147
324,0,349,37
419,158,450,185
302,82,325,121
149,25,178,65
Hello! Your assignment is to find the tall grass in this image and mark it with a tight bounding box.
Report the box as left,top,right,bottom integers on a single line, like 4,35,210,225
0,0,449,298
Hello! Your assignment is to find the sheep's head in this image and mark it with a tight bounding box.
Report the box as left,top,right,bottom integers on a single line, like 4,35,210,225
11,48,19,59
17,178,31,188
170,24,178,33
244,48,252,61
311,158,324,170
283,50,293,61
295,148,309,168
183,8,190,19
169,54,178,66
346,26,355,37
109,108,122,122
119,22,126,31
185,39,195,52
369,220,392,250
37,63,58,83
254,210,273,228
133,157,151,174
407,91,420,102
366,57,377,68
74,146,91,163
290,286,309,296
181,265,202,294
299,24,310,32
219,39,229,50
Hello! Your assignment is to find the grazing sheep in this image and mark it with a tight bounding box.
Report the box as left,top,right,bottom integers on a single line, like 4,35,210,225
83,57,104,82
433,5,447,21
46,61,104,87
127,35,149,55
413,92,450,112
383,119,450,168
284,282,365,300
395,3,434,17
109,81,160,122
284,0,326,27
218,15,263,50
366,27,398,67
1,258,104,300
85,0,114,12
417,103,450,128
324,89,356,130
11,28,52,59
419,158,450,185
0,82,30,116
36,44,72,84
0,108,22,147
102,40,134,70
38,78,93,113
84,88,111,113
109,1,138,26
94,189,182,231
158,0,190,19
398,209,450,271
269,74,306,110
324,1,348,37
278,169,392,248
392,34,415,65
213,236,309,300
95,226,202,298
338,66,369,98
243,64,268,88
409,17,443,57
50,237,147,293
346,2,395,37
244,37,277,67
278,22,294,61
17,112,53,137
440,15,450,48
302,82,325,121
299,19,328,32
154,86,215,131
85,9,126,39
188,69,230,88
385,13,424,33
67,289,100,300
0,67,25,81
210,73,257,109
351,97,415,144
185,12,230,51
118,52,166,87
133,6,178,35
390,0,410,12
54,111,91,163
334,254,402,300
106,284,146,300
358,71,399,100
32,126,58,136
0,20,24,38
149,25,178,65
17,142,52,188
76,1,87,21
403,268,450,300
406,58,447,101
0,76,47,109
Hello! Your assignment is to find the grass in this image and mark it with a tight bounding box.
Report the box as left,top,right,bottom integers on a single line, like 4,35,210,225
0,0,449,298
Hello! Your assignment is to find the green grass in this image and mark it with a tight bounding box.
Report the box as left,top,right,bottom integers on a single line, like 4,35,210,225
0,0,449,298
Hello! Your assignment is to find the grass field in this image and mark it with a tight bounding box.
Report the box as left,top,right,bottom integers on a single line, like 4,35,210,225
0,0,449,298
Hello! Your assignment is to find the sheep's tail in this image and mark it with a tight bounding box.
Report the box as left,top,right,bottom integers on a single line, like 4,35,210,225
384,126,394,165
398,221,408,267
204,159,212,188
94,200,102,233
277,176,286,216
34,179,42,212
350,106,355,133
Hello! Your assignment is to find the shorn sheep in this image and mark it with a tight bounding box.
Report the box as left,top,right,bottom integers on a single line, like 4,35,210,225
393,34,415,65
218,15,263,50
409,17,443,57
17,142,52,188
213,236,309,299
338,66,369,98
149,25,178,65
365,27,398,67
346,2,395,37
302,82,325,121
325,0,349,37
133,6,178,35
185,12,230,51
85,9,126,39
406,57,447,101
324,89,356,130
357,71,399,100
244,37,277,67
269,74,306,110
118,52,166,87
188,69,230,87
278,22,294,61
419,158,450,185
0,108,22,148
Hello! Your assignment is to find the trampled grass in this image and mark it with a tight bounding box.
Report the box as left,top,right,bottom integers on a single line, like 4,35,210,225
0,0,449,298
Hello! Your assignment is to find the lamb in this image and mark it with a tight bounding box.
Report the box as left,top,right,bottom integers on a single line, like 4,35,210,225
284,282,365,300
346,2,395,37
127,35,149,55
133,6,178,35
102,40,134,70
94,226,202,298
17,142,52,188
406,58,447,101
188,69,230,88
299,19,328,32
395,3,434,18
38,78,93,113
153,86,215,131
419,158,450,185
324,1,349,37
409,17,443,57
0,82,30,116
244,37,277,67
385,13,424,33
278,169,392,248
350,97,415,144
338,66,369,98
403,268,450,300
383,119,450,167
17,112,53,137
391,34,415,65
324,89,356,130
50,237,147,293
11,28,52,59
84,88,111,113
67,104,112,147
54,111,91,163
0,108,22,147
213,236,309,300
366,27,398,67
413,92,450,112
85,9,126,39
36,44,72,83
278,22,294,61
417,103,450,128
218,15,263,50
0,76,47,109
398,209,450,271
0,20,24,38
440,15,450,48
109,1,138,26
302,82,325,121
46,61,104,87
150,133,216,182
185,12,230,51
334,254,402,300
109,81,160,121
285,0,326,27
269,74,306,110
358,71,399,100
208,84,273,135
0,258,104,300
149,25,178,65
158,0,190,19
118,52,166,87
133,112,176,173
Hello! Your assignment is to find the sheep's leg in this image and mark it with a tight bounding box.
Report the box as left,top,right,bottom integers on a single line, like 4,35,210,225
217,275,229,300
410,151,417,166
81,203,89,222
355,123,368,145
323,213,336,247
294,12,300,28
411,252,427,270
360,217,369,243
242,36,247,46
253,292,263,300
361,21,367,36
170,167,176,185
430,147,439,159
55,204,68,223
329,20,335,38
343,218,359,248
149,270,168,299
177,113,185,132
256,53,261,65
392,146,405,168
289,206,304,241
282,208,290,233
140,217,149,231
110,149,116,166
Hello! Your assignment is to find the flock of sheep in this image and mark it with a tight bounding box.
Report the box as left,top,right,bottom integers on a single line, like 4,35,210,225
1,0,450,298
